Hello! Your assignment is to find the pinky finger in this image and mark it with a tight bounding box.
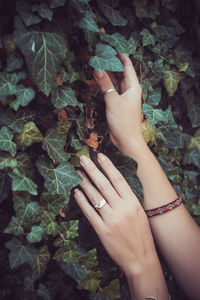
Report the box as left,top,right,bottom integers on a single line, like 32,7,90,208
74,189,105,235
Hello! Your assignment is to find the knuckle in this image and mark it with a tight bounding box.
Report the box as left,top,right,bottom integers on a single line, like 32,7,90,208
87,162,96,172
98,180,110,193
112,174,124,186
84,206,93,219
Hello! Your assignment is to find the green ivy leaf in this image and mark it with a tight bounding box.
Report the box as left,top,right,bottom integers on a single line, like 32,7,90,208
40,193,67,215
32,3,53,21
53,240,78,263
0,108,27,133
15,122,43,147
14,27,67,96
89,43,124,72
142,104,165,127
100,32,137,55
192,204,200,216
0,153,17,169
36,157,82,196
6,54,23,72
70,133,83,150
76,113,85,140
36,284,51,300
78,249,98,270
42,128,67,163
18,201,41,223
79,11,100,33
60,67,70,83
33,245,51,279
77,270,101,292
161,127,190,149
147,89,162,106
189,129,200,151
59,261,86,282
11,85,36,111
0,127,17,156
0,72,17,96
16,0,41,26
98,2,128,26
184,92,200,128
27,226,43,243
102,279,120,300
163,70,183,97
16,152,35,179
51,86,78,109
5,237,38,269
4,216,24,236
134,2,148,18
57,118,71,139
13,192,34,215
48,0,66,8
111,152,143,202
60,220,79,239
140,28,156,46
41,211,60,236
70,145,90,167
186,148,200,168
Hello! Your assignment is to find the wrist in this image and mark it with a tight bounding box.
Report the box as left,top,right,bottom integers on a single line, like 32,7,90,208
121,136,150,161
123,250,159,280
124,255,169,300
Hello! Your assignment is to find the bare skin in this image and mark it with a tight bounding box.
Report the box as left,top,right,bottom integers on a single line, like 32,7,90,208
74,154,169,300
92,53,200,299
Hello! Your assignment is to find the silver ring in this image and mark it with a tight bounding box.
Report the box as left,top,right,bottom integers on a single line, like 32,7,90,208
94,199,107,209
103,88,116,95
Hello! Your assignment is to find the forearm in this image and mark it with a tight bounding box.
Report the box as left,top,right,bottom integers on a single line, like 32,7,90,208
125,255,169,300
126,138,200,298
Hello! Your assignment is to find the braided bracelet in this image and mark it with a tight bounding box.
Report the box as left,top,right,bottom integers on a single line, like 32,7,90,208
145,194,182,217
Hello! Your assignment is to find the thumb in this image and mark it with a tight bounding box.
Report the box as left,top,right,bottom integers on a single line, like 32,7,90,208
93,70,120,106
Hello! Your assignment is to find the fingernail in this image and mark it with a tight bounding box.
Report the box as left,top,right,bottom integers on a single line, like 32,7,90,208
74,189,81,197
80,155,90,165
97,153,106,161
77,170,85,178
94,70,104,80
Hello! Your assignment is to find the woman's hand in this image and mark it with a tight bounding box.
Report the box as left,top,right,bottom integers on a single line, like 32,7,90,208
93,53,144,157
74,152,158,276
74,153,169,299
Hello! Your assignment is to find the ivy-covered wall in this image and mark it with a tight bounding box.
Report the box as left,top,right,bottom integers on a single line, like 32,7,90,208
0,0,199,299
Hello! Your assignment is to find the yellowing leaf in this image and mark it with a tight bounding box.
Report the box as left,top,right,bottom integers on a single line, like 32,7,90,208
77,270,101,292
142,118,156,144
16,122,43,147
188,129,200,151
175,57,188,72
102,279,120,300
163,70,183,97
70,145,90,167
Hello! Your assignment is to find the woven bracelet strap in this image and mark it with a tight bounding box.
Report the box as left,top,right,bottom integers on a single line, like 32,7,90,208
145,194,182,217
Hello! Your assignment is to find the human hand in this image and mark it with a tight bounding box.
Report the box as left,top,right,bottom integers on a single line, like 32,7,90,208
74,153,158,276
93,53,144,157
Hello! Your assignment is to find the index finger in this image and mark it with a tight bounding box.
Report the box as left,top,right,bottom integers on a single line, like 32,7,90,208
93,69,121,111
117,53,140,88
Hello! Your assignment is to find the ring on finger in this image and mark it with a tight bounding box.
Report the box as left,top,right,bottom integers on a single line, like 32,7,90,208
103,88,116,95
94,199,107,209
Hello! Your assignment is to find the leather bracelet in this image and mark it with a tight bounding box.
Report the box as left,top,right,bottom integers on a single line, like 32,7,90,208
145,194,182,217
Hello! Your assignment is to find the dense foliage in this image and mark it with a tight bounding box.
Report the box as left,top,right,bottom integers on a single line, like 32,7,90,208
0,0,200,299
